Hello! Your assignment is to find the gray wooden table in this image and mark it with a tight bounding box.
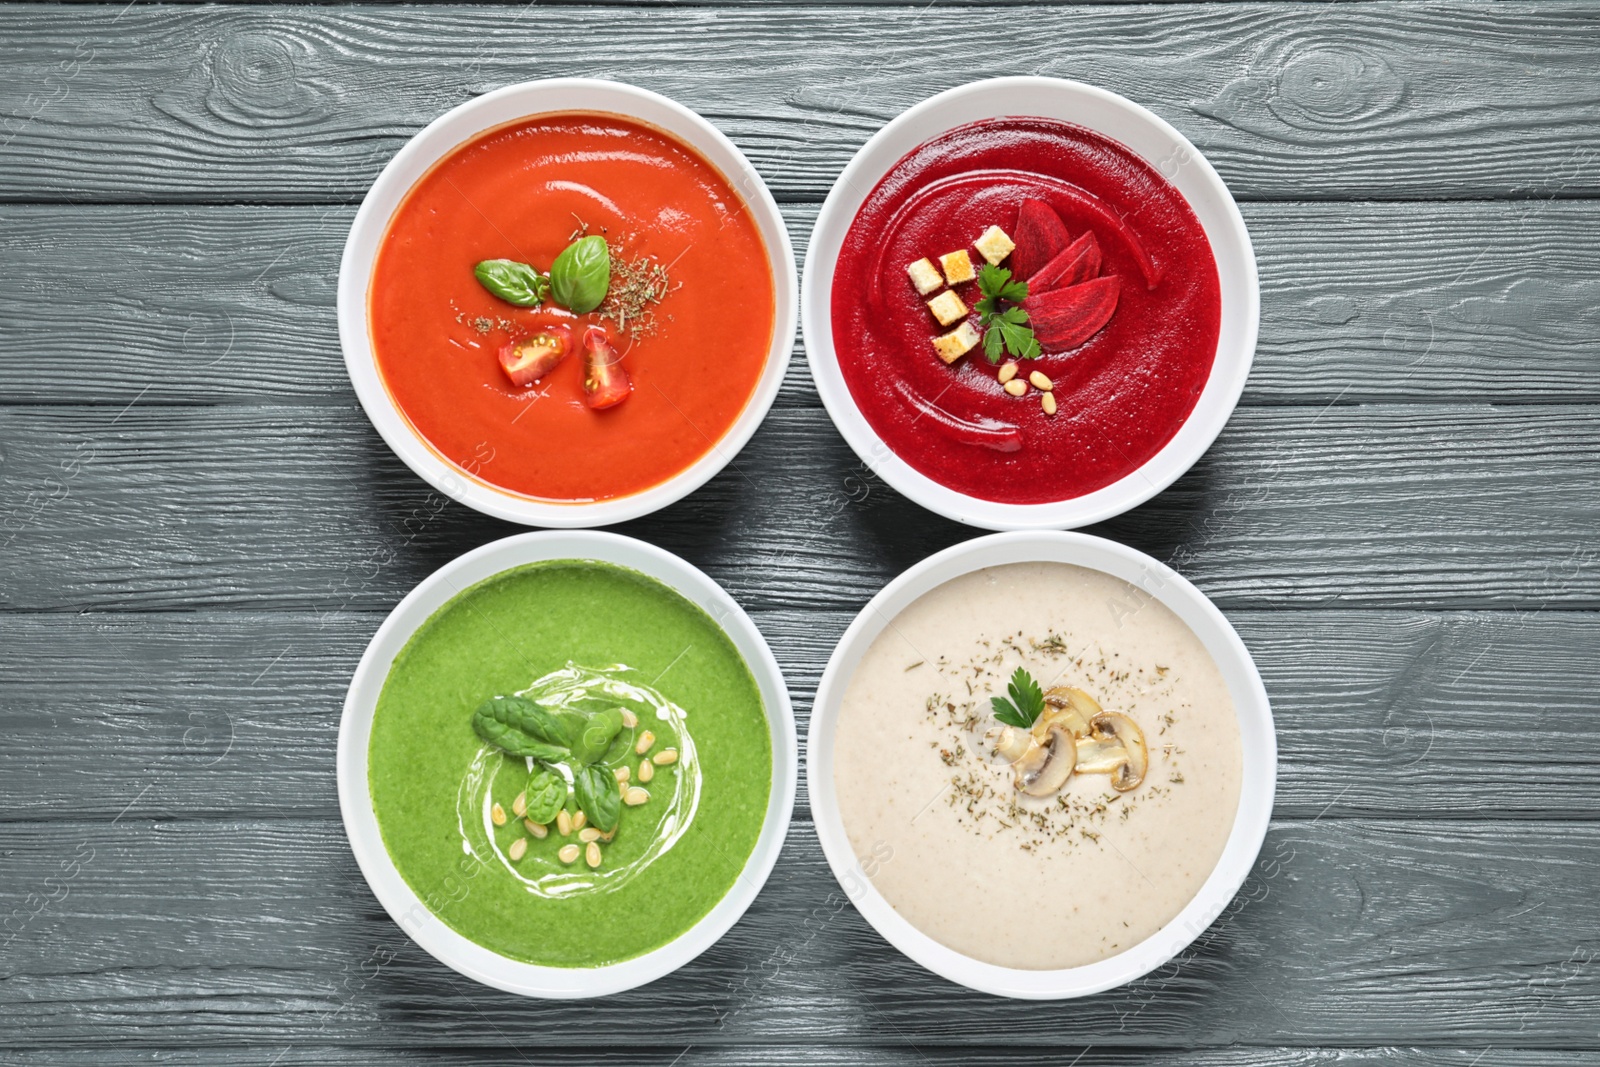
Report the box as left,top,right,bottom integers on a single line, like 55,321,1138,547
2,1,1598,1063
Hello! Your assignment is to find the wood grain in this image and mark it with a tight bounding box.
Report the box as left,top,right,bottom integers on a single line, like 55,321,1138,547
3,1052,1596,1067
1,5,1598,203
0,608,1595,823
3,199,1598,406
0,817,1595,1046
1,0,1597,1059
0,403,1594,613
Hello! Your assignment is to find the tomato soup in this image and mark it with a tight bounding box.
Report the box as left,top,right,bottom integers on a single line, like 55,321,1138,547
370,115,776,502
830,118,1222,505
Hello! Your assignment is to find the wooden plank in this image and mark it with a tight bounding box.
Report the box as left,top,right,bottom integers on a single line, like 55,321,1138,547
5,199,1600,406
0,817,1596,1046
1,5,1598,203
0,3,1593,1064
0,608,1595,823
0,402,1595,613
0,1050,1595,1067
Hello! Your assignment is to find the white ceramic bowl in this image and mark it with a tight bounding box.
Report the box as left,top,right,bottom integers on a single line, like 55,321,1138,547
338,79,797,527
338,530,798,997
802,77,1259,531
807,531,1276,999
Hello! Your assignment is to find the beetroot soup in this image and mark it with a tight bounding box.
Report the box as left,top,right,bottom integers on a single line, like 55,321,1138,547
830,118,1222,504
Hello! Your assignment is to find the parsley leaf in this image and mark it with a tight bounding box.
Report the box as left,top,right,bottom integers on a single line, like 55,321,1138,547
999,319,1041,360
983,327,1004,362
990,666,1046,729
974,265,1040,363
978,264,1028,305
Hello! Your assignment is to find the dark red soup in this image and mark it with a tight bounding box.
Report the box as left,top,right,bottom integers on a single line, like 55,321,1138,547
831,117,1222,504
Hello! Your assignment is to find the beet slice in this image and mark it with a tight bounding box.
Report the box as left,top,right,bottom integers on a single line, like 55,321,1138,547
1013,199,1071,281
1025,276,1121,351
1030,232,1102,293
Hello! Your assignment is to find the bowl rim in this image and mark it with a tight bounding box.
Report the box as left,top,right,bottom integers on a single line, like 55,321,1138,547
337,78,798,528
801,76,1260,531
805,530,1276,999
337,530,798,998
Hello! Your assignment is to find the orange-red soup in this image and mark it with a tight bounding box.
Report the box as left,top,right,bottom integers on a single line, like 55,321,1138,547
370,115,776,502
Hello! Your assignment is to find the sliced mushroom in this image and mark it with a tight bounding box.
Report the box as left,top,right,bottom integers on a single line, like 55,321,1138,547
1031,706,1081,743
1034,686,1102,741
986,725,1036,764
1073,711,1148,792
1073,736,1124,774
1013,724,1076,796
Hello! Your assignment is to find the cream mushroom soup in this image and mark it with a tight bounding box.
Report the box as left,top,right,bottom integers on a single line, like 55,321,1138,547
832,562,1242,970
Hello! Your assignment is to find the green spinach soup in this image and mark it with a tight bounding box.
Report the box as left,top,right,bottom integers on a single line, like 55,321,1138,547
369,560,772,967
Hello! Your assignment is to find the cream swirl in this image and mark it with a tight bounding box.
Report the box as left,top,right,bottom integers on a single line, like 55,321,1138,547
456,662,702,899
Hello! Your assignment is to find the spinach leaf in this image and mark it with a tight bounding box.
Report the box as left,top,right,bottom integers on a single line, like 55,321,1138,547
544,707,591,750
569,706,623,765
522,768,568,825
472,694,570,761
572,764,621,833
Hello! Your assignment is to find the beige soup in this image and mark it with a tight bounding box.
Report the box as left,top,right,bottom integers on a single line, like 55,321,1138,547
833,562,1243,970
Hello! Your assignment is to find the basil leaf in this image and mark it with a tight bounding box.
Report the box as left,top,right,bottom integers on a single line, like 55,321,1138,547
474,259,549,307
472,695,570,761
570,706,623,765
549,235,611,314
572,764,621,833
522,768,568,825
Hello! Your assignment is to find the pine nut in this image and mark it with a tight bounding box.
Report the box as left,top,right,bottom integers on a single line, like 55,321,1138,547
556,809,572,836
511,792,527,818
635,730,655,755
490,803,508,827
585,842,602,868
637,760,654,784
558,844,580,864
1029,371,1053,391
1042,392,1058,416
653,748,679,766
997,362,1018,384
624,788,650,807
572,810,587,832
1003,379,1027,397
614,766,630,783
620,709,639,729
579,827,602,843
524,819,548,838
508,837,527,862
600,830,615,842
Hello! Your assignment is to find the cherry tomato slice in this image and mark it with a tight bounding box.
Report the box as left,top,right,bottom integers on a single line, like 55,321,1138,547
581,326,631,409
497,326,572,387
